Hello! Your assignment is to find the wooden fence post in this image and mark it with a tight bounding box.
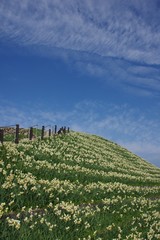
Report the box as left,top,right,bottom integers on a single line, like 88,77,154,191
29,127,33,140
49,129,51,137
0,129,4,145
41,126,45,140
15,124,19,144
67,127,70,133
55,125,57,134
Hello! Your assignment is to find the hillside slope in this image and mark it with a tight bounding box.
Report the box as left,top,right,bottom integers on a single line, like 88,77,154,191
0,131,160,240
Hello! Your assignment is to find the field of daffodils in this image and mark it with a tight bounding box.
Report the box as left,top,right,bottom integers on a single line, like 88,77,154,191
0,131,160,240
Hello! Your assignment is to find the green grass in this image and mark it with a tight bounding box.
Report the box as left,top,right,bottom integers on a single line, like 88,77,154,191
0,131,160,240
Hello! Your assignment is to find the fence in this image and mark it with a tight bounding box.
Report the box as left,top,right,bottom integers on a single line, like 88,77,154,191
0,124,70,145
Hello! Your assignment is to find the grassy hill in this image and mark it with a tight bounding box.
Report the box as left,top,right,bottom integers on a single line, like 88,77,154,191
0,131,160,240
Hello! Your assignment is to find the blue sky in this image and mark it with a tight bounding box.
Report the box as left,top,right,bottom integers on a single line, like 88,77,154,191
0,0,160,167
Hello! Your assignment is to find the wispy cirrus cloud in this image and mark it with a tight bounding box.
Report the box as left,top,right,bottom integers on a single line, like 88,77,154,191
0,0,160,97
74,56,160,97
0,0,160,65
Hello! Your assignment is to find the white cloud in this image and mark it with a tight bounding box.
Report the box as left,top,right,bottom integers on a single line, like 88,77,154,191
74,56,160,96
75,62,107,77
0,0,160,65
0,0,160,97
127,65,160,77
